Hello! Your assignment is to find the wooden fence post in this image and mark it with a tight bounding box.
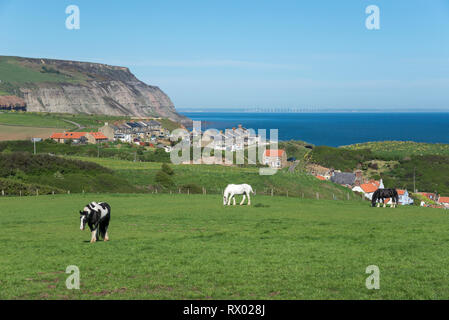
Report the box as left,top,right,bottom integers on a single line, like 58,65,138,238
188,188,190,195
316,192,319,200
271,189,274,197
20,190,22,197
1,190,4,196
286,190,289,197
36,189,39,196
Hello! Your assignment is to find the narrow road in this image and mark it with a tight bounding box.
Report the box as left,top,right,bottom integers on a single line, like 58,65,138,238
288,160,300,173
62,119,85,130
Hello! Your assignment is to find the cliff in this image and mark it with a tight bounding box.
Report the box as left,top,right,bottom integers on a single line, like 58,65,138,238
0,56,189,123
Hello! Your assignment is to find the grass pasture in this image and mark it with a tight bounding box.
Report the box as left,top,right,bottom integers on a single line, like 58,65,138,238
1,193,449,300
0,124,68,141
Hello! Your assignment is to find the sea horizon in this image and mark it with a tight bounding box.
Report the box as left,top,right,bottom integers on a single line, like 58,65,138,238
180,111,449,147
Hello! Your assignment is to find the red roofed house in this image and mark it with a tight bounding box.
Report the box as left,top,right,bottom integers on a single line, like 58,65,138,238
50,132,108,144
263,149,287,169
315,175,326,181
384,189,414,206
86,132,108,144
417,192,437,201
438,196,449,208
352,179,384,200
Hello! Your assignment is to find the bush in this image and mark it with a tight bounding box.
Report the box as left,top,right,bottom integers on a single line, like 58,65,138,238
180,183,202,194
155,171,174,189
161,163,174,176
0,178,65,196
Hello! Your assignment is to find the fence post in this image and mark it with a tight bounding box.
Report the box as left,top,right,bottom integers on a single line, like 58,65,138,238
179,188,181,194
271,189,274,197
286,190,289,197
1,190,4,196
188,188,190,195
347,193,350,201
52,191,55,196
36,189,39,196
68,190,70,195
316,192,319,200
20,190,22,197
302,193,304,199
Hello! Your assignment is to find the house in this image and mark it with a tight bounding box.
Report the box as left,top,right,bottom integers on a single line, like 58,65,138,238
315,175,326,181
50,132,108,144
438,196,449,208
86,132,108,144
51,132,87,144
263,149,287,168
352,180,383,200
331,172,356,187
416,192,438,201
397,189,414,205
99,123,115,141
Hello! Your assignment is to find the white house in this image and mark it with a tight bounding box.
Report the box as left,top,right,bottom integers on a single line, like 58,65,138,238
352,179,383,200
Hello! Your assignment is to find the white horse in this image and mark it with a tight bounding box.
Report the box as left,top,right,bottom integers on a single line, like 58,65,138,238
223,184,254,206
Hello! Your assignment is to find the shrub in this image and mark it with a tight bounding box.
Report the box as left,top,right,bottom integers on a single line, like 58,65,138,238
180,183,202,194
161,163,174,176
155,171,174,189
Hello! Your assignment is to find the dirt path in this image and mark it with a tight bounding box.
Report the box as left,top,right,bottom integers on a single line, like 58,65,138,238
62,119,85,130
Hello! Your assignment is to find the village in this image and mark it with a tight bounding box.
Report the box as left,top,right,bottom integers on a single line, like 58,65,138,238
48,121,449,210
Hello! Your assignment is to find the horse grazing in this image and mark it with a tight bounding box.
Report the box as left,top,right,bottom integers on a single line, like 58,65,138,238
223,184,255,206
79,202,111,243
371,189,399,208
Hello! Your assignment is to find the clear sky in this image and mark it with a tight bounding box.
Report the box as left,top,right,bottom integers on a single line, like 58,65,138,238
1,0,448,110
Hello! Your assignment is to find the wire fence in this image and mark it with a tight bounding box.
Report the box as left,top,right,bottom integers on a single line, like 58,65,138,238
0,186,365,202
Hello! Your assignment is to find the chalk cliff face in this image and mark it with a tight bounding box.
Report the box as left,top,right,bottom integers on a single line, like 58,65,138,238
0,56,189,123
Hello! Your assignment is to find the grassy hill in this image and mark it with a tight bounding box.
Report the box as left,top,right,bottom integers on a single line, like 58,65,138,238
69,156,357,200
0,152,137,194
0,56,87,89
342,141,449,160
1,193,449,299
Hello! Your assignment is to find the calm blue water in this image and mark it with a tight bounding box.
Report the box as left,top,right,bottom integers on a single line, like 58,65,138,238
180,112,449,147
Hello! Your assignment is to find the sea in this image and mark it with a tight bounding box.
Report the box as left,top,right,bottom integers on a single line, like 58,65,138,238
180,112,449,147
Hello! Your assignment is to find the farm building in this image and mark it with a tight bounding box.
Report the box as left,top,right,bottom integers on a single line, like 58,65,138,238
50,132,108,144
263,149,287,168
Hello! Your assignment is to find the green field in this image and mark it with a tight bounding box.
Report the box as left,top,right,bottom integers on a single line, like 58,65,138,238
0,56,86,84
342,141,449,159
0,112,74,129
1,193,449,300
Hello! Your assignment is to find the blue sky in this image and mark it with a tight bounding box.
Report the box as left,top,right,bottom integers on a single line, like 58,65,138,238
1,0,448,110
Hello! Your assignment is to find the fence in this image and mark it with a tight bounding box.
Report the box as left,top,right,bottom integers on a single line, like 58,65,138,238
1,186,365,201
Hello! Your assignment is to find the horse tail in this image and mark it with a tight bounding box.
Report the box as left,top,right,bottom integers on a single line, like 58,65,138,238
371,190,379,207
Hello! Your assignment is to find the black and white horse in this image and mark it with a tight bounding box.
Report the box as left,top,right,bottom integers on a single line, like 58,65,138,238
79,202,111,243
371,189,399,208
